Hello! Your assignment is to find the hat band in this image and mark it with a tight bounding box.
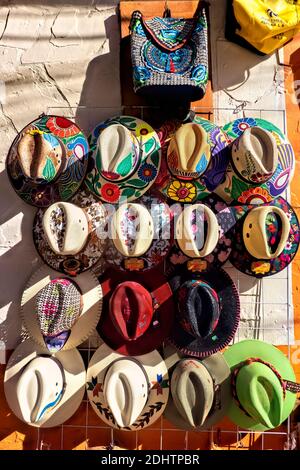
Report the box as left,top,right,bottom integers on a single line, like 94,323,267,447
231,357,300,418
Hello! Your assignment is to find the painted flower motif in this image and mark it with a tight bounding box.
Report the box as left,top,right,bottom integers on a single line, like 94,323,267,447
191,64,207,83
232,118,257,137
170,252,188,265
238,187,272,204
133,65,151,84
167,181,196,202
46,116,78,138
138,163,157,182
285,241,293,251
251,261,271,275
135,121,153,137
31,186,53,206
100,183,120,202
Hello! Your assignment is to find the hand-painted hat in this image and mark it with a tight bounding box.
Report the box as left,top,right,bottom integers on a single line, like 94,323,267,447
168,195,234,272
21,265,102,351
224,340,299,431
163,346,231,430
215,117,295,204
86,342,169,430
228,197,300,277
155,116,229,203
85,116,161,203
4,339,86,427
105,193,173,271
33,189,108,276
98,267,175,355
6,115,89,207
167,268,240,358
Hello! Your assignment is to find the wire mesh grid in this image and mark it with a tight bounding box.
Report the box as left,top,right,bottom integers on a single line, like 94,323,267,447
38,105,294,450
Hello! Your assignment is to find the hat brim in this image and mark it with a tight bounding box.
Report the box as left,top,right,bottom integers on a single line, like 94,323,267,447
105,193,173,272
6,115,89,208
98,268,174,356
163,346,231,430
4,339,86,428
228,197,300,277
85,116,161,203
168,194,234,271
21,265,102,350
154,116,229,203
86,342,169,430
167,268,240,358
224,339,297,431
215,117,295,204
33,189,107,276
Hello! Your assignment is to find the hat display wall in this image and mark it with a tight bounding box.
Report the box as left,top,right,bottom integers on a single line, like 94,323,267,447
167,268,240,358
215,117,295,204
224,340,299,431
163,346,231,430
98,267,175,356
168,195,234,272
4,340,86,428
155,116,229,203
86,343,169,431
6,115,89,208
33,189,108,276
21,265,102,351
85,116,161,203
229,196,300,277
105,193,173,271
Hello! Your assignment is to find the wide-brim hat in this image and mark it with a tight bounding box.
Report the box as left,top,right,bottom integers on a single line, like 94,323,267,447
227,196,300,277
167,267,240,358
168,195,234,272
86,342,169,431
21,265,102,350
224,339,297,431
105,193,173,272
33,189,108,276
163,346,231,430
155,116,229,203
6,114,89,208
215,117,295,204
85,116,161,203
4,339,86,428
98,267,175,356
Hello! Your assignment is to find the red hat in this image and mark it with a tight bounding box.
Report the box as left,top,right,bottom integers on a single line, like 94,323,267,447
98,268,175,355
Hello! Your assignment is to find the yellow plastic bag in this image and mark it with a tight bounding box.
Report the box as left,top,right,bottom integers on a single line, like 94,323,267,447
233,0,300,54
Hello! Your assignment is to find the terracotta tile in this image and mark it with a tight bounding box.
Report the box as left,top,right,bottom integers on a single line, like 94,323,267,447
38,427,62,450
262,433,288,450
64,401,88,426
162,415,180,431
62,426,87,450
187,431,211,450
137,429,161,450
161,430,188,450
87,402,106,426
113,429,138,450
86,427,112,449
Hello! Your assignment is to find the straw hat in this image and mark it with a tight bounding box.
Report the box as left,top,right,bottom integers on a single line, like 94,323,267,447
215,117,295,204
86,342,169,430
33,189,108,276
4,339,86,427
21,265,102,351
6,115,89,207
85,116,161,203
163,346,231,430
224,339,299,431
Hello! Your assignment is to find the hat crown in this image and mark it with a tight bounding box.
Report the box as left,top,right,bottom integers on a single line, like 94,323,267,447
36,278,82,351
231,126,278,184
178,280,220,339
98,124,139,181
17,130,63,183
167,123,211,179
43,202,89,256
112,203,154,257
104,359,148,427
243,206,290,260
235,362,283,429
109,281,154,341
171,359,214,427
16,356,64,423
176,204,219,258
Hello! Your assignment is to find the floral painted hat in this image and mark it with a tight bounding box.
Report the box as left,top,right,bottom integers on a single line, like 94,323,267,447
6,114,89,207
215,117,295,204
105,193,173,272
85,116,161,203
155,116,229,203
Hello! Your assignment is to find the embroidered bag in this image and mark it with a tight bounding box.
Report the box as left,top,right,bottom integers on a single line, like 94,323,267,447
129,5,209,101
